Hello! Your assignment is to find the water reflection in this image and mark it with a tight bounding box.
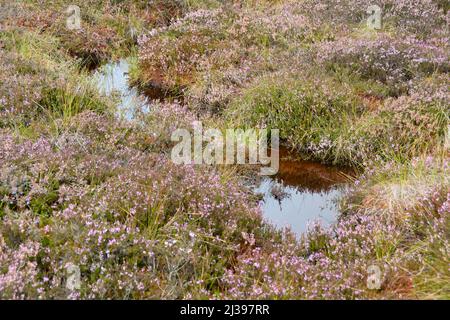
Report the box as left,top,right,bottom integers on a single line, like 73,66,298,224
93,60,353,237
93,59,149,120
257,147,352,236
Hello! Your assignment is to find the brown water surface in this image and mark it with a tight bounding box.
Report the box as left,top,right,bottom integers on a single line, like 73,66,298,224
94,60,354,237
257,147,353,236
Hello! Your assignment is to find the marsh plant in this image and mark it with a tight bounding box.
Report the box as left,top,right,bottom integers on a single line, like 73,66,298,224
0,0,449,299
171,121,280,175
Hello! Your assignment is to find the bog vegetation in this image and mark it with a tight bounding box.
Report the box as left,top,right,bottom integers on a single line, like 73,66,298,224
0,0,448,299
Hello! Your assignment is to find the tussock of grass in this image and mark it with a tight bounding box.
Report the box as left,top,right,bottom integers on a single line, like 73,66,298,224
342,156,450,299
227,71,449,167
0,0,449,300
0,29,113,129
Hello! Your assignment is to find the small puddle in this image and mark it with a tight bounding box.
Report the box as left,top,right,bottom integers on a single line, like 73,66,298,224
256,147,352,237
93,59,353,238
93,59,150,120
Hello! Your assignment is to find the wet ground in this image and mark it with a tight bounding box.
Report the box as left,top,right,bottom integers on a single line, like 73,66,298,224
94,59,353,237
256,147,352,236
93,59,150,120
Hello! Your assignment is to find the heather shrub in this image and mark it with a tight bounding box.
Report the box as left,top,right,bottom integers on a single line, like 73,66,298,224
0,29,114,129
136,0,448,113
0,0,194,68
1,1,115,67
362,94,449,158
0,55,108,128
219,157,449,299
0,111,269,298
0,50,53,127
345,157,450,297
1,0,449,301
316,34,449,96
137,2,330,111
136,101,198,153
301,0,448,35
227,70,449,166
219,214,402,299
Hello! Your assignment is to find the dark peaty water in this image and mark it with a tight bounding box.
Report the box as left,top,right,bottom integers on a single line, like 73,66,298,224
94,59,352,238
256,147,352,237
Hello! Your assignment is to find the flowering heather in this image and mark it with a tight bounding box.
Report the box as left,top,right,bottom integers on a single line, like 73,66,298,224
0,111,265,298
227,69,448,167
220,158,449,299
301,0,448,35
1,0,449,300
0,50,49,125
316,34,449,96
137,2,327,111
0,0,191,68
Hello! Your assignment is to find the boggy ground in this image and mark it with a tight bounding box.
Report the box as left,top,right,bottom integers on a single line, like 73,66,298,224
0,0,448,299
